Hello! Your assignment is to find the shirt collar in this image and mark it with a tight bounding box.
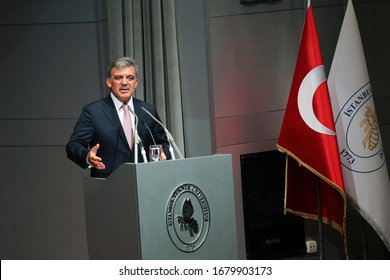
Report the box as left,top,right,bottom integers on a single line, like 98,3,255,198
110,92,133,111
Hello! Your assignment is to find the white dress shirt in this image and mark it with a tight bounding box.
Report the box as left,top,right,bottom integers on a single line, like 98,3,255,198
110,92,135,127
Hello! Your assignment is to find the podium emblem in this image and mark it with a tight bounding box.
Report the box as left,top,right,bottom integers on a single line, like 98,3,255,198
166,183,210,252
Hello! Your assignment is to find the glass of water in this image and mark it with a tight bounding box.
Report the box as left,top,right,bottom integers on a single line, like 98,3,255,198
149,145,161,162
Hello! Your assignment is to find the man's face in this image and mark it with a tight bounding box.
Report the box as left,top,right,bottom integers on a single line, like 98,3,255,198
106,66,138,103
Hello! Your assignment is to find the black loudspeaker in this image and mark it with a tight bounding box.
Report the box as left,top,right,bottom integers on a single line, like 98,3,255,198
240,150,306,259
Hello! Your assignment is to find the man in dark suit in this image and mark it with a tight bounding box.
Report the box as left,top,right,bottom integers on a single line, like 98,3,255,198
66,57,170,178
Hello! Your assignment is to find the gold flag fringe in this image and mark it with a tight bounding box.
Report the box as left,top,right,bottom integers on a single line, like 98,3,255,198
277,144,349,259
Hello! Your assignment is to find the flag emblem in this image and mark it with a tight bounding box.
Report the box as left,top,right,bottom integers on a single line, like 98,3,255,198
298,65,336,135
360,106,379,151
334,83,385,173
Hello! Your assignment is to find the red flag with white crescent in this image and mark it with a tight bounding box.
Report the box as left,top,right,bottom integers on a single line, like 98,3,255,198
277,5,346,237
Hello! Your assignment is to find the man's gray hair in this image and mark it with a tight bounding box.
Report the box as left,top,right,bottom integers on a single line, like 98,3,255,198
107,57,138,78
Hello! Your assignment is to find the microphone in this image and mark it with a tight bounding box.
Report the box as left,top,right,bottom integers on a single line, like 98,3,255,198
129,107,148,163
141,106,183,160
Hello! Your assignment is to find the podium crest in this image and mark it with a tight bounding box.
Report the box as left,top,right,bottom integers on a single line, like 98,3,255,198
166,183,210,252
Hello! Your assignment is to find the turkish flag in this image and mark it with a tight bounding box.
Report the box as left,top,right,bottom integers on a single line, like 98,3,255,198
277,5,346,236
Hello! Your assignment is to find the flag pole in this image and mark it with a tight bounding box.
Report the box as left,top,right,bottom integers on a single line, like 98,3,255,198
360,216,368,259
307,0,325,261
304,0,311,14
316,177,325,259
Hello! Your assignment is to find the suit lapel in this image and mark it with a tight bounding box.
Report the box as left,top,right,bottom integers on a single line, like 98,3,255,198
101,95,121,129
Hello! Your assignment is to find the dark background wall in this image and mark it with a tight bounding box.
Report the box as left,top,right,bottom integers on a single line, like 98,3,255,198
1,0,389,259
0,0,108,259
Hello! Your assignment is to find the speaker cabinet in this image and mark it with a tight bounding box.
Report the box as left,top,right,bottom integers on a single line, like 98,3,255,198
241,150,306,259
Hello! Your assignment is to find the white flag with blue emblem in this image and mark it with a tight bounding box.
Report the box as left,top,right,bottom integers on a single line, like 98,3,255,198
328,0,390,250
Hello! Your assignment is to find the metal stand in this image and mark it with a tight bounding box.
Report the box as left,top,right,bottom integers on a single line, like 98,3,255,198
316,178,325,259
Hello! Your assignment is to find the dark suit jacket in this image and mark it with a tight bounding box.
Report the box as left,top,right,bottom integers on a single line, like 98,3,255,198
66,95,170,178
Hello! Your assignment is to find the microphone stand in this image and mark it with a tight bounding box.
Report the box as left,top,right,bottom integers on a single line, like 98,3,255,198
129,107,147,163
142,120,156,145
134,130,148,163
141,107,184,160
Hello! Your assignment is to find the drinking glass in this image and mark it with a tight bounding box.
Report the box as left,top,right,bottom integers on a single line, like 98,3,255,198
149,145,161,162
